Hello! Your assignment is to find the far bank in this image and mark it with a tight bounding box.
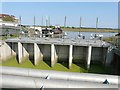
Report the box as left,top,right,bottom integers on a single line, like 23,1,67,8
62,28,119,33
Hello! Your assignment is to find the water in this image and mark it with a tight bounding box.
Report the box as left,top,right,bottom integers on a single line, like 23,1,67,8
65,31,117,39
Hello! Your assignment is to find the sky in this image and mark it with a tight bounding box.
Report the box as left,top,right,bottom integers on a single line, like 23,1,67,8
1,2,118,29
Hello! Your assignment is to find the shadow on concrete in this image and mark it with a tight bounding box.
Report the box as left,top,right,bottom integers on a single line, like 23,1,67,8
23,43,34,65
16,54,19,64
6,42,19,64
43,57,51,67
29,55,34,65
44,60,51,67
58,61,68,69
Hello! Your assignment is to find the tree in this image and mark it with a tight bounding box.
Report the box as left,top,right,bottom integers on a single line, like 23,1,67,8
72,26,75,29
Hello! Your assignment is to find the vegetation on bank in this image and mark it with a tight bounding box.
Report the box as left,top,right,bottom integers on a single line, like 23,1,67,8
2,16,15,22
0,56,111,74
25,25,119,33
39,25,119,33
103,36,118,45
62,28,119,33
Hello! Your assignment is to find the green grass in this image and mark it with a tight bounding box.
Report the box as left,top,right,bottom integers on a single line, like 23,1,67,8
0,56,111,74
0,56,87,73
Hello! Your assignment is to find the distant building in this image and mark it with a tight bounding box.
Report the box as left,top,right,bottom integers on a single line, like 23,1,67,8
0,14,20,36
0,14,10,21
0,14,19,27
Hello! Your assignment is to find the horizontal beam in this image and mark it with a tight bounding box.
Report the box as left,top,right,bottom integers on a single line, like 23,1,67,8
0,66,118,85
1,74,118,88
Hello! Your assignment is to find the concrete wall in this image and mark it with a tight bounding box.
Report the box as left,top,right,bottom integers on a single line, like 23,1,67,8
34,43,42,65
0,42,16,62
106,46,114,66
11,42,18,56
55,45,69,62
91,47,107,64
73,46,87,63
38,44,51,61
21,43,33,63
18,43,29,63
106,47,120,75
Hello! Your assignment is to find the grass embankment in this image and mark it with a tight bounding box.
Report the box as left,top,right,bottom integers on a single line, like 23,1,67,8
103,36,118,44
0,56,110,74
62,28,119,33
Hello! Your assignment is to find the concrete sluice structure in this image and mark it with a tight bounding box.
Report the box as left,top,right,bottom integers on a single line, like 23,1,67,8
0,66,119,88
0,38,110,69
0,38,119,88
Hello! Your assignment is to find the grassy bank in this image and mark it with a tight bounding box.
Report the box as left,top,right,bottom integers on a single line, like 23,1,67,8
62,28,119,33
103,36,118,45
1,56,111,74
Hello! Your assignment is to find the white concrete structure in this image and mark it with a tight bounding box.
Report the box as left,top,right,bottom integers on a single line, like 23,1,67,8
34,43,41,65
69,45,73,69
0,41,13,62
86,45,92,69
1,74,118,88
0,38,110,69
51,44,57,67
18,42,29,63
0,21,18,27
18,42,23,63
0,14,19,27
0,14,19,36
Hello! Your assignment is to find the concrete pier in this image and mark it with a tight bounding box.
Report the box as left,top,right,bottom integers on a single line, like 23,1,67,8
34,43,41,65
0,38,111,68
18,42,29,63
69,45,73,69
18,42,23,63
51,44,57,67
86,45,92,69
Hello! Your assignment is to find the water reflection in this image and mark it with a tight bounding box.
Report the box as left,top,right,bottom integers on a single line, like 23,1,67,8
65,31,117,40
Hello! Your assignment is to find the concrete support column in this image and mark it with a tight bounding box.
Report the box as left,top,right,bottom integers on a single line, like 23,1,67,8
34,43,41,65
51,44,57,67
18,42,23,63
86,45,92,69
69,45,73,69
18,42,29,64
